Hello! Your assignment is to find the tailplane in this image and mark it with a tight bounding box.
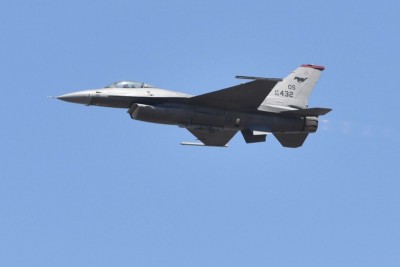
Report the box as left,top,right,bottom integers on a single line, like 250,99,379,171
274,133,309,148
262,64,325,109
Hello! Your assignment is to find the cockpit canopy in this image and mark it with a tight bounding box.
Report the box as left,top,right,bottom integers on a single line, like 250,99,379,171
105,80,155,89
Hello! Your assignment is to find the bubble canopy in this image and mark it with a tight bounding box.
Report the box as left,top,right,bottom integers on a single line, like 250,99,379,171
104,80,155,89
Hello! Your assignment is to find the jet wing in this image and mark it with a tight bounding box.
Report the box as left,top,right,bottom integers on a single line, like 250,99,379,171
185,128,237,147
189,79,278,111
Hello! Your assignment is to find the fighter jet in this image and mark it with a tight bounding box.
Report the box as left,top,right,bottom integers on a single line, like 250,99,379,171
56,64,331,147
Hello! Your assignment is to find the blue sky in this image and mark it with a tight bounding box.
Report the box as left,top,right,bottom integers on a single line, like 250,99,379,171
1,0,399,266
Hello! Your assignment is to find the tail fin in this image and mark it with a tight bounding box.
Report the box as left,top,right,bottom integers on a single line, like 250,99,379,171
263,64,325,109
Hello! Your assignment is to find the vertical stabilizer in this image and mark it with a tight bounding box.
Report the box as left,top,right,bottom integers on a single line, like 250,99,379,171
262,64,325,109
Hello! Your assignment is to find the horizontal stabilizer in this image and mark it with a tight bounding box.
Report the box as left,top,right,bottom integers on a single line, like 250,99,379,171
274,133,309,148
281,107,332,117
189,79,279,111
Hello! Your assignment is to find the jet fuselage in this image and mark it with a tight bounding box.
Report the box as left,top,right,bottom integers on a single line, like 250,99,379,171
58,87,316,134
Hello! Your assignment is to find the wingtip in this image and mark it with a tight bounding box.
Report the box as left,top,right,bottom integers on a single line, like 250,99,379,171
180,142,228,147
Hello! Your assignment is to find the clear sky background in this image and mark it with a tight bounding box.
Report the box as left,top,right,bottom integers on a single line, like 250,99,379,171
1,0,399,266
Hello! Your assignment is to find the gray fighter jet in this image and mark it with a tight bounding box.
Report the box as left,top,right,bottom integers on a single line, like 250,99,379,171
57,64,331,147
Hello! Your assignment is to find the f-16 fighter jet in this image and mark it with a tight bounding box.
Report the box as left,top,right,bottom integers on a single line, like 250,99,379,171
57,64,331,147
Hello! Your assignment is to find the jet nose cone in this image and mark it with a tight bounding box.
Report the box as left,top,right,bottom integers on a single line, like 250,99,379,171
57,91,91,105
